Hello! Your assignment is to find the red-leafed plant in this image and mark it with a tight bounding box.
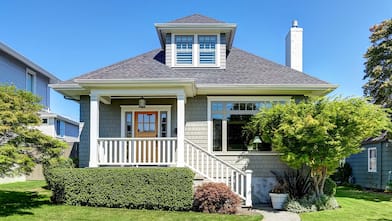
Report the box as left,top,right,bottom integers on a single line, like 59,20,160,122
193,182,241,214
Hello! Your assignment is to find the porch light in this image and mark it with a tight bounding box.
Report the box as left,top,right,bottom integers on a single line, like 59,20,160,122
138,97,146,108
253,136,262,150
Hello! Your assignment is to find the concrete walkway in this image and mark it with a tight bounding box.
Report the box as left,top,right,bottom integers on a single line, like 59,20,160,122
239,205,301,221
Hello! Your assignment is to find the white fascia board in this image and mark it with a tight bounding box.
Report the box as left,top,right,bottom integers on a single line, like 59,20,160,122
197,84,338,96
0,42,60,83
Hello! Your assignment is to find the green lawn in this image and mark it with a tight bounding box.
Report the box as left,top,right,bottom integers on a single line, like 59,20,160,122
0,181,261,221
301,186,392,221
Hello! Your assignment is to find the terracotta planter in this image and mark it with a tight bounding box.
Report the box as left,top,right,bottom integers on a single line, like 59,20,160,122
269,193,288,210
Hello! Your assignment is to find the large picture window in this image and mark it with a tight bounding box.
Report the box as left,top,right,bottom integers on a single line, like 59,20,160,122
209,98,289,152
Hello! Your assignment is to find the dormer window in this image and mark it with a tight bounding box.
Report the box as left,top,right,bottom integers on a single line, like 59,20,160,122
199,35,217,64
175,35,193,64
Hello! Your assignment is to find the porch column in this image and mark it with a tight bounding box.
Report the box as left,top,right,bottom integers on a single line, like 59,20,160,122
176,94,185,167
89,94,100,167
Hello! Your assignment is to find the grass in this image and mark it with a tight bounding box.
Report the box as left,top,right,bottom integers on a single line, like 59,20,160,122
0,181,261,221
301,186,392,221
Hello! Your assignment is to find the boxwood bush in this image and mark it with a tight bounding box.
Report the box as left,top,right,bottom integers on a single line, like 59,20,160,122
47,167,194,211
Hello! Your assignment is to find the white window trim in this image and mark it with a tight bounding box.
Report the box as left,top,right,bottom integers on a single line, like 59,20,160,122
207,96,291,152
25,68,36,93
368,147,377,173
172,33,220,68
120,105,171,138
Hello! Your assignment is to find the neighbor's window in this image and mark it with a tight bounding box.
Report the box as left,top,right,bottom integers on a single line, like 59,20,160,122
368,147,377,172
26,70,35,93
56,120,65,137
199,35,216,64
211,100,286,152
175,35,193,64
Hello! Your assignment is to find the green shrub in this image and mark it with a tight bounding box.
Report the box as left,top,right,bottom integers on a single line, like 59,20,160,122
193,182,241,214
323,178,337,196
285,194,339,213
43,157,74,189
47,167,194,211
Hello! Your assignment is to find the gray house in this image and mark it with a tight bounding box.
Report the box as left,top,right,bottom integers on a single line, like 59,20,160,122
51,14,337,205
346,132,392,190
0,42,80,142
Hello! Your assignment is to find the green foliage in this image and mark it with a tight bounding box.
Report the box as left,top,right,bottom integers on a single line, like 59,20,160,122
0,85,67,176
43,157,74,189
285,194,339,213
246,97,392,197
323,178,336,196
363,18,392,108
330,162,352,184
193,182,241,214
47,167,195,211
271,167,314,199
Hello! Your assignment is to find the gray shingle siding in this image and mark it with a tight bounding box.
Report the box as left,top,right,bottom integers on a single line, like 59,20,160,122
185,96,208,149
79,95,90,167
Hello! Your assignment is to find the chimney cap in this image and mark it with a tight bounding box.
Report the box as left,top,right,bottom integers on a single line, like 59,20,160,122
292,20,299,27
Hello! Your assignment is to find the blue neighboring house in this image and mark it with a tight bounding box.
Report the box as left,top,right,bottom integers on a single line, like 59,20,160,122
346,132,392,190
0,41,80,183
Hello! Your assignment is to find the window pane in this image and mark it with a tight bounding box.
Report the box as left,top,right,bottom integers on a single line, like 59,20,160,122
213,119,222,151
227,115,252,151
160,111,167,137
199,35,216,64
212,102,223,112
26,73,33,92
126,112,133,137
176,35,193,64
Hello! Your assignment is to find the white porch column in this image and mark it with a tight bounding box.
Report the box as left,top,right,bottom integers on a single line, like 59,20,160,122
245,170,253,207
176,94,185,167
89,94,100,167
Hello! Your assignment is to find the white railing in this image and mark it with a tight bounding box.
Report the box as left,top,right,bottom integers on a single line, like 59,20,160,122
184,139,252,207
97,138,177,166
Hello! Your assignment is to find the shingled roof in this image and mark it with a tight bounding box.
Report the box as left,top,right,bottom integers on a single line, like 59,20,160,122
168,14,225,24
63,48,330,85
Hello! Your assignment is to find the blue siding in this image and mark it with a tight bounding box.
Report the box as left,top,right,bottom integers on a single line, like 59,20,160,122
347,142,392,189
0,50,50,107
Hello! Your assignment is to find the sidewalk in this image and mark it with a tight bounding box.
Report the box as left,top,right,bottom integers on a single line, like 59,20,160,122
238,204,301,221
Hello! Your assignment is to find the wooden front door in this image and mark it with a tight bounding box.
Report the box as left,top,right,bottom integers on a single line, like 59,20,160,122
134,111,158,162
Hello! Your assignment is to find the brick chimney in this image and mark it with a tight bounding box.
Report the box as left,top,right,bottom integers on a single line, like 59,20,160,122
285,20,303,72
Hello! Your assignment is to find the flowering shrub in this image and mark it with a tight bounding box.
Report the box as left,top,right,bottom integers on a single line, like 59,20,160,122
193,182,241,214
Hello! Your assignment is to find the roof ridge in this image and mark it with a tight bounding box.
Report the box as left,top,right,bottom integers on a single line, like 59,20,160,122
168,14,225,23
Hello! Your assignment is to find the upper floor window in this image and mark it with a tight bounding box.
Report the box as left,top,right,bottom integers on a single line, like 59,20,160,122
56,120,65,137
199,35,217,64
26,69,35,93
175,35,193,64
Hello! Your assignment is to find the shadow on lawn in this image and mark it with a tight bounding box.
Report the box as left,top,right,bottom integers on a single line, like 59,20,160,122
0,190,50,216
337,187,392,203
367,219,392,221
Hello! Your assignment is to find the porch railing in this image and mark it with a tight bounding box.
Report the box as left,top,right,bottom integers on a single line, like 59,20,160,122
184,139,252,207
97,138,177,166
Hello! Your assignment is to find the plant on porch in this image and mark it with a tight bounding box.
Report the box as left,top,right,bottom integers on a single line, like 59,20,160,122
246,97,391,203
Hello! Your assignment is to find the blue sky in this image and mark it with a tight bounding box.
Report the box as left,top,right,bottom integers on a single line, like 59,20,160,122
1,0,391,121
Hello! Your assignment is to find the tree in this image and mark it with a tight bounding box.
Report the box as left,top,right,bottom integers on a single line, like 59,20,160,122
363,18,392,108
0,85,67,176
246,97,391,198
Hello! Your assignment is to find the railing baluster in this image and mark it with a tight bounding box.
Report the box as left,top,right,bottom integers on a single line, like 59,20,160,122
157,140,161,163
241,174,245,196
152,140,156,163
236,172,240,194
162,140,166,163
226,167,229,186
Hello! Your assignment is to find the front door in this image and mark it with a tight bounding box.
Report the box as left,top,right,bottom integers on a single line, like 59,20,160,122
134,111,158,162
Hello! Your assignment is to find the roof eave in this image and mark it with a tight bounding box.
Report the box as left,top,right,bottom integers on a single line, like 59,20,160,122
154,23,237,49
0,42,60,83
196,84,338,96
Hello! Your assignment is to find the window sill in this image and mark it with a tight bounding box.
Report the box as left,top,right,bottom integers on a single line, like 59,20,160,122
213,151,282,156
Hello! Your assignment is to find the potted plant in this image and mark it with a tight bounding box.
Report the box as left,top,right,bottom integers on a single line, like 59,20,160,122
269,179,289,210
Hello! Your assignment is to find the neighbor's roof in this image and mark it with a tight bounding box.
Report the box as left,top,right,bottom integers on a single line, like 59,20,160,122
362,131,390,144
61,48,331,86
168,14,225,24
0,41,60,83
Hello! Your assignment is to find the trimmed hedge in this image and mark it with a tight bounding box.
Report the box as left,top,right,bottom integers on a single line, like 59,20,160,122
47,167,194,211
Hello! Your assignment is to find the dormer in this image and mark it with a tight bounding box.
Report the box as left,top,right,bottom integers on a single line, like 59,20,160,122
155,14,236,69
